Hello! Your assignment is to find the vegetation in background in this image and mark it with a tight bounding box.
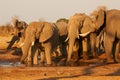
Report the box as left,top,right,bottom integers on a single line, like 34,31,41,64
56,18,69,23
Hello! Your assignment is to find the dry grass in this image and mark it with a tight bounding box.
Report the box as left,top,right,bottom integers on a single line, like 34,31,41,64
0,24,14,36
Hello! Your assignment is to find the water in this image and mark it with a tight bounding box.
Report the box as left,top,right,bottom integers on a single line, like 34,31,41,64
0,61,25,67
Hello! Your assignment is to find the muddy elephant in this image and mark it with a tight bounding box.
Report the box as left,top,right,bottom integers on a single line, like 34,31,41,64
21,21,60,66
7,19,27,50
76,9,120,63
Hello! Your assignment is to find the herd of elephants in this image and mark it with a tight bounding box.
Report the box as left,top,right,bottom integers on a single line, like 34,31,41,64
7,7,120,66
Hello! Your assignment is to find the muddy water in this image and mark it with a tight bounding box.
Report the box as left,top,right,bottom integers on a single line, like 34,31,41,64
0,60,102,68
0,61,25,67
0,49,104,67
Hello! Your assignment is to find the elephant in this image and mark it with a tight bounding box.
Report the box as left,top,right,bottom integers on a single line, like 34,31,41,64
55,21,68,56
32,21,68,66
66,13,97,63
7,19,28,50
20,21,60,66
74,9,120,63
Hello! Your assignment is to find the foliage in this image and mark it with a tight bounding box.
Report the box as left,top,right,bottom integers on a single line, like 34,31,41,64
56,18,69,23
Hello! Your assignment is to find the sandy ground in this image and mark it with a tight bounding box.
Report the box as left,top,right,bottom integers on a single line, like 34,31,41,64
0,35,120,80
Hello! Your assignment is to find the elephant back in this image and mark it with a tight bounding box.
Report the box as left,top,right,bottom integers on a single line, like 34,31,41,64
56,21,68,37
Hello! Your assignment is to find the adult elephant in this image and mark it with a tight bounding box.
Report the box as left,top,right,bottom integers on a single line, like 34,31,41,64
21,21,60,66
7,19,27,49
72,9,120,63
36,21,68,66
33,21,68,65
66,13,97,63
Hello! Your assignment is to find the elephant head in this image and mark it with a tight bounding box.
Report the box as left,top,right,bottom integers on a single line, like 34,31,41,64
92,9,105,30
66,13,86,62
20,22,56,63
7,19,28,50
13,19,28,37
80,9,105,36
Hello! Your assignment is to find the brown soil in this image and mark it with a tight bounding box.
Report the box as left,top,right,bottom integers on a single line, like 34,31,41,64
0,35,120,80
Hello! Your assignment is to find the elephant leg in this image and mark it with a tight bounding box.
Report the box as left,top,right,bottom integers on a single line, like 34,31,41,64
82,38,88,60
33,49,39,65
114,40,120,62
104,33,114,63
40,51,45,63
26,46,33,66
67,38,76,62
31,43,39,65
72,39,79,61
90,33,97,57
44,44,52,65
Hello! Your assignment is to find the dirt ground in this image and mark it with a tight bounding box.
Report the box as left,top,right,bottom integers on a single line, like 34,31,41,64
0,35,120,80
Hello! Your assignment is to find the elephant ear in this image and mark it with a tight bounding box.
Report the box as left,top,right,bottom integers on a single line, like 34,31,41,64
96,9,105,30
39,23,54,42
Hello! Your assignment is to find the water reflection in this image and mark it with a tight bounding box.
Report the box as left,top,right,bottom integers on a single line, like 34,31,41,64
0,61,25,67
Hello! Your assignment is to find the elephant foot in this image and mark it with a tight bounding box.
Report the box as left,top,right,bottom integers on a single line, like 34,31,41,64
21,59,33,67
39,62,45,67
21,61,25,64
66,61,78,66
83,56,89,60
32,64,39,67
45,62,57,67
21,61,33,67
83,52,89,60
57,61,66,66
114,58,120,63
91,55,99,59
20,60,27,64
26,61,33,67
113,55,120,63
104,59,114,64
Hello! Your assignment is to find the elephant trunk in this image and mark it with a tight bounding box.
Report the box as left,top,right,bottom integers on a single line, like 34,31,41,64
67,37,76,62
21,39,32,63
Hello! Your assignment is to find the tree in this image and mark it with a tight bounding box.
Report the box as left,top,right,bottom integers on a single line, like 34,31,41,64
56,18,69,23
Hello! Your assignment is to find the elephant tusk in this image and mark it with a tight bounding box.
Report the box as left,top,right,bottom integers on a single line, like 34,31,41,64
77,35,80,39
31,41,35,46
65,37,69,42
79,31,91,37
19,42,24,47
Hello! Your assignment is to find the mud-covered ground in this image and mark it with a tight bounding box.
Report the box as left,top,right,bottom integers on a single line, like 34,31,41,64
0,35,120,80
